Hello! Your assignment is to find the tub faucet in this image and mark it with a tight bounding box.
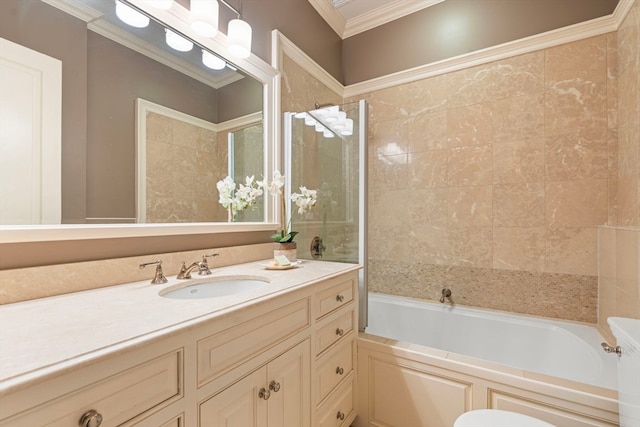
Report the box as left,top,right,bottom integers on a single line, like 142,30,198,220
177,253,219,279
440,288,453,304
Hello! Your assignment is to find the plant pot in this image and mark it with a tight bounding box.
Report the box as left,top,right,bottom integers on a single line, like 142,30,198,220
274,242,297,263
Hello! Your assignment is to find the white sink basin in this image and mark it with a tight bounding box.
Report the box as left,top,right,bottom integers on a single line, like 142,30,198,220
159,276,270,300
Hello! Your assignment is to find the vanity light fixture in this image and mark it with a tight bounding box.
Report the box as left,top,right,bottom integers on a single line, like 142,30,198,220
220,0,252,58
165,29,193,52
144,0,173,10
190,0,219,38
202,49,226,70
115,0,150,28
295,104,353,138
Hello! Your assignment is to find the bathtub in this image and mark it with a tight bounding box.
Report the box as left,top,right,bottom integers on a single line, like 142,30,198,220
355,293,620,427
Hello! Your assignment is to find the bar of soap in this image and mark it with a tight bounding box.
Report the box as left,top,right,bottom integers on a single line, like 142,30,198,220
274,255,291,266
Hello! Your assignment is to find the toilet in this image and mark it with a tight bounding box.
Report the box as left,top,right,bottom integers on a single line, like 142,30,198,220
454,316,640,427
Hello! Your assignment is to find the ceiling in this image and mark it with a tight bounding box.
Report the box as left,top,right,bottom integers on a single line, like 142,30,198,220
308,0,445,39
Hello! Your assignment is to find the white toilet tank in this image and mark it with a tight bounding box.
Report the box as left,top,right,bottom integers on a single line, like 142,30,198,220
608,317,640,427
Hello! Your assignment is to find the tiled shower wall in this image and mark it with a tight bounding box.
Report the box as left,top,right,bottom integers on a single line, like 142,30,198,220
598,0,639,339
281,23,634,322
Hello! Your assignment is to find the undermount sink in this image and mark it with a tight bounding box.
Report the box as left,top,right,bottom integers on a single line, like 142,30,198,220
159,276,270,300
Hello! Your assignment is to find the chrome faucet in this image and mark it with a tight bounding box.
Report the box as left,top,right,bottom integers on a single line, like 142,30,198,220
439,288,453,304
177,253,219,279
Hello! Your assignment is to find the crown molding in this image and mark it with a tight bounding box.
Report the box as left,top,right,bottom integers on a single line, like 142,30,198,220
343,0,635,98
308,0,445,39
342,0,445,38
272,31,343,97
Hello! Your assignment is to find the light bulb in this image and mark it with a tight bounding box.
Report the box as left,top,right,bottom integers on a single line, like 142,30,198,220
202,50,226,70
228,18,252,58
191,0,218,38
324,105,339,122
341,119,354,136
115,0,149,28
165,29,193,52
323,130,335,138
294,112,307,119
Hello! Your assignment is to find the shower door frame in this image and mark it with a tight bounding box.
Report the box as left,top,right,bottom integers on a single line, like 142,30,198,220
283,99,368,331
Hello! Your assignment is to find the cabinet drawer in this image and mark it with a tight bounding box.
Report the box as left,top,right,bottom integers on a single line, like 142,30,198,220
3,350,181,426
316,339,354,404
315,310,354,356
315,278,354,320
317,377,355,427
198,298,310,387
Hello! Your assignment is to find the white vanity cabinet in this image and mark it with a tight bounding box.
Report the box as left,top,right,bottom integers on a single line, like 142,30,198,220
200,339,310,427
0,264,361,427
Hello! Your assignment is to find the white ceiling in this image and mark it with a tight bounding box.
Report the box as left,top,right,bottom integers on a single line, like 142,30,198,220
308,0,445,39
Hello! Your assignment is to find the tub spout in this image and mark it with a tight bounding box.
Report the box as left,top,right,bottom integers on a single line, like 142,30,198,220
440,288,453,304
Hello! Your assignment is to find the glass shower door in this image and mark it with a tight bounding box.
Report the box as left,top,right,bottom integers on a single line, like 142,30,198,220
284,100,368,329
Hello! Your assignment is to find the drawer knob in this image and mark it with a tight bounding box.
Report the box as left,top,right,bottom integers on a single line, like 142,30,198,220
258,387,271,400
79,410,103,427
335,328,344,336
336,411,345,420
269,380,281,392
336,294,345,302
336,366,344,375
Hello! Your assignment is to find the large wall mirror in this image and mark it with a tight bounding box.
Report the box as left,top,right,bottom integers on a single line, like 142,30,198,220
0,0,279,242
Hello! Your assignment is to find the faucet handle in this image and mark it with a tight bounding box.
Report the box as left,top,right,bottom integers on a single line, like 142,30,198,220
139,260,168,284
198,253,219,275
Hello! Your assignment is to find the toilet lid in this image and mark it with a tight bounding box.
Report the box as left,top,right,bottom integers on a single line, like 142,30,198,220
454,409,556,427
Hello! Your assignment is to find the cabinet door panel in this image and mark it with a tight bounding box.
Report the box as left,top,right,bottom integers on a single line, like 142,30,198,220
200,368,267,427
267,340,311,427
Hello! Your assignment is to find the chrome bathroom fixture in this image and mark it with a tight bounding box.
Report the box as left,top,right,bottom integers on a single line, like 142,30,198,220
139,259,168,284
310,236,326,259
177,253,219,279
439,288,453,304
601,341,622,356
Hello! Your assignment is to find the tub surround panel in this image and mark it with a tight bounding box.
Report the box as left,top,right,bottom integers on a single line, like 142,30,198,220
0,243,273,305
368,260,597,323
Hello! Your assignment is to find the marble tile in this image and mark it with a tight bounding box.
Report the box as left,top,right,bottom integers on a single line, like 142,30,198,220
407,223,449,265
607,33,618,130
446,63,494,109
447,227,493,268
544,80,608,136
447,185,493,227
492,93,545,143
545,227,598,276
616,228,639,300
369,154,409,191
409,150,448,188
617,174,639,227
545,131,609,180
369,189,410,229
545,35,607,87
446,146,493,186
400,74,449,115
408,188,449,227
493,227,545,272
146,112,173,143
446,102,493,148
407,110,447,152
369,118,408,158
489,51,545,100
546,179,608,227
492,138,545,184
617,0,639,74
494,183,545,227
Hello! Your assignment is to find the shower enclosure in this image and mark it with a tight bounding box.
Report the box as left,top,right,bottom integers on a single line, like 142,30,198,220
284,100,368,330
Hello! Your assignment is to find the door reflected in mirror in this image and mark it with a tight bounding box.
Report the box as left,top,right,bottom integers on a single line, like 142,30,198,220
0,0,265,225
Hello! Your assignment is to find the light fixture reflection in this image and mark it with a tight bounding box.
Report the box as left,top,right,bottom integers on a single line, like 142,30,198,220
115,0,149,28
228,18,252,58
202,49,226,70
191,0,219,37
165,29,193,52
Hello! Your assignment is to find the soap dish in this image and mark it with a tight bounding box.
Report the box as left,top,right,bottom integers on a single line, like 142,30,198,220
260,261,302,270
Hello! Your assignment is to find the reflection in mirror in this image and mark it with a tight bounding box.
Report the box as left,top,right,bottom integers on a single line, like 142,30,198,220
0,0,265,225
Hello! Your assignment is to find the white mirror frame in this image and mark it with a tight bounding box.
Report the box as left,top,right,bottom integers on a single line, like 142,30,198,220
0,0,281,244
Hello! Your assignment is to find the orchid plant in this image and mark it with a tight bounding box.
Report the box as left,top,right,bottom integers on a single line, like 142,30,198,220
216,175,263,222
262,170,318,243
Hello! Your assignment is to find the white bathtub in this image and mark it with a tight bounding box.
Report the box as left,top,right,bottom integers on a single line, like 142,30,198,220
365,293,617,390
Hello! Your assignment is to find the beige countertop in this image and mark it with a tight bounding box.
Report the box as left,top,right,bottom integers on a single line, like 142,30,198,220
0,259,361,392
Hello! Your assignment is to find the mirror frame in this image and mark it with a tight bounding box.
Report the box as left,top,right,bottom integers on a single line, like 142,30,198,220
0,0,281,244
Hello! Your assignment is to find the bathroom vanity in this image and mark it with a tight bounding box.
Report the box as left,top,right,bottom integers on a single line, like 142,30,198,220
0,260,360,427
